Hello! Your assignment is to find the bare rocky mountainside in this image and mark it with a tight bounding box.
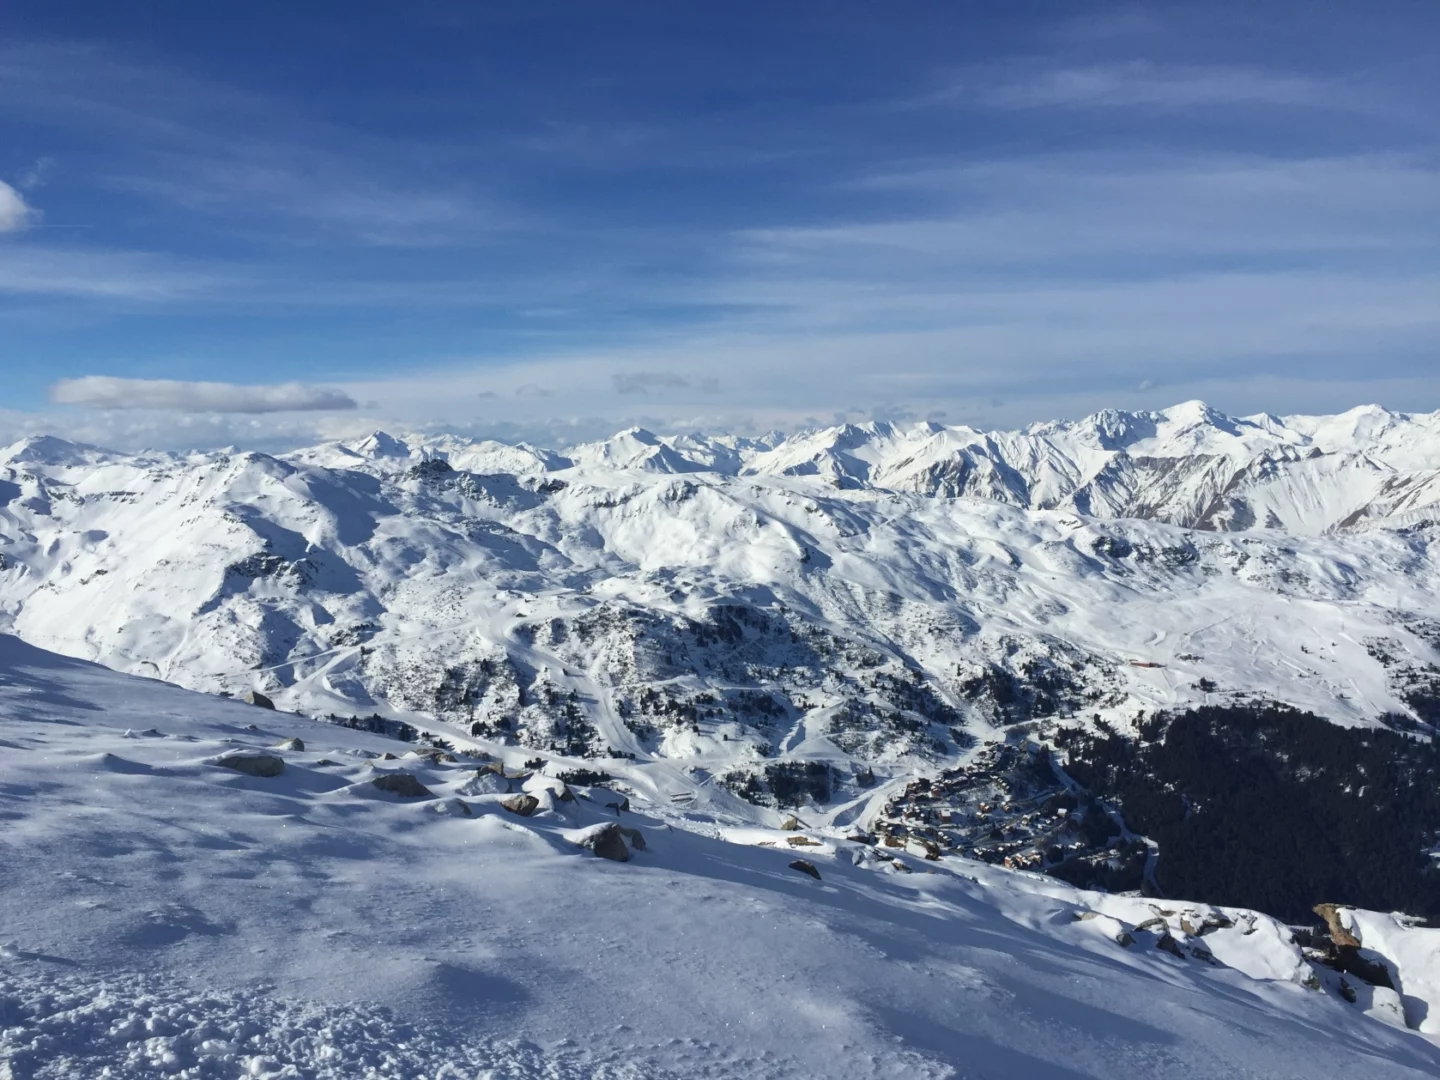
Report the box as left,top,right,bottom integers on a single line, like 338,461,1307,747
3,400,1440,918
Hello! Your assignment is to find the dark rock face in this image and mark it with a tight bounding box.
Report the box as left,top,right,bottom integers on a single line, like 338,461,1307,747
1155,934,1185,959
370,772,434,798
243,690,276,710
214,752,285,777
789,859,821,880
501,794,540,817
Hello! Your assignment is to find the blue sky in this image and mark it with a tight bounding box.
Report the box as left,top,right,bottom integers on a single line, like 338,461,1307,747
1,1,1437,448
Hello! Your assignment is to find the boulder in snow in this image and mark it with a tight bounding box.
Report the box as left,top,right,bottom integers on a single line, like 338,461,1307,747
214,752,285,778
370,772,434,798
570,822,631,862
1155,934,1185,959
243,690,276,710
789,859,821,881
501,794,540,817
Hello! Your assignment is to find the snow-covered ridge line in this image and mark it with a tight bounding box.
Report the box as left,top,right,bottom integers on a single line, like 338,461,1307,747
1,399,1438,764
9,399,1440,536
274,399,1440,536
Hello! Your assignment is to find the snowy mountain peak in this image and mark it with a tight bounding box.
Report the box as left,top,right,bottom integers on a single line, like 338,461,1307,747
351,430,413,459
0,434,114,468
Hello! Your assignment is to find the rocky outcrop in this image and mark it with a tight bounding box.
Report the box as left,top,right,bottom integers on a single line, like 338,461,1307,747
1313,903,1362,949
571,822,631,862
370,772,434,798
1306,904,1395,990
501,794,540,817
214,752,284,777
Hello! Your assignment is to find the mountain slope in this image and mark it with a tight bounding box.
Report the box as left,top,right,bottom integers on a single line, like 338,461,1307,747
4,632,1440,1078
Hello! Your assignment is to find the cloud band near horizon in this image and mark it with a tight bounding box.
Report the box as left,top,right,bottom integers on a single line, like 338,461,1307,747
49,376,358,414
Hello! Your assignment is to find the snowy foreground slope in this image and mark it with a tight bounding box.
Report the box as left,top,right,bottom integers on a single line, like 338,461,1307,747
4,634,1440,1079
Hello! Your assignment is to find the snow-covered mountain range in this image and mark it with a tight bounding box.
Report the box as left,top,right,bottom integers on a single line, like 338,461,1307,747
5,400,1440,1072
2,401,1437,782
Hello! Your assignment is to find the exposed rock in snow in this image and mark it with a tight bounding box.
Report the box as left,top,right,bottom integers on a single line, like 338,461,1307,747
569,821,632,861
212,751,284,777
502,793,540,816
1317,903,1364,949
369,771,433,798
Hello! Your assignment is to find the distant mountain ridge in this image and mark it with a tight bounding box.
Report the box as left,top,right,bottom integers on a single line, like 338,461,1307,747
2,400,1438,775
279,399,1440,535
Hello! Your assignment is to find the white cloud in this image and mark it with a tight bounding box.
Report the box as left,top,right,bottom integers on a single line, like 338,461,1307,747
49,377,358,414
0,180,38,232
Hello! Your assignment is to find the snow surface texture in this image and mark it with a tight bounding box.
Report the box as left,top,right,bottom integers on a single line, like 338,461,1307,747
4,634,1440,1078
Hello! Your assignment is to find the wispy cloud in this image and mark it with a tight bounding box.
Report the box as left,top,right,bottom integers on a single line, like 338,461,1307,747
50,377,358,413
612,371,689,394
973,62,1333,111
0,245,217,300
0,42,503,248
111,160,499,248
764,155,1440,266
17,156,55,191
